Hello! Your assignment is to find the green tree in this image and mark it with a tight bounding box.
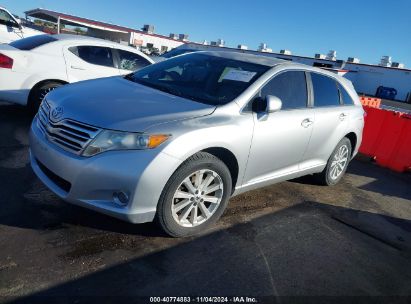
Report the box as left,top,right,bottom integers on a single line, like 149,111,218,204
74,27,84,34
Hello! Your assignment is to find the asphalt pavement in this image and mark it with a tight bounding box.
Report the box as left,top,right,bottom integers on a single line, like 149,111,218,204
0,103,410,304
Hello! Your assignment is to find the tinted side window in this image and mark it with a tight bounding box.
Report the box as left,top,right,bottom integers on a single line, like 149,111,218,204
338,83,354,105
10,35,58,50
261,71,308,110
117,49,151,71
70,46,114,68
311,73,341,107
0,9,17,27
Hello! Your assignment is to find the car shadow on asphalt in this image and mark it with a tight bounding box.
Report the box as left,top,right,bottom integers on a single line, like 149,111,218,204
0,185,167,237
7,201,411,303
346,159,411,201
291,159,411,202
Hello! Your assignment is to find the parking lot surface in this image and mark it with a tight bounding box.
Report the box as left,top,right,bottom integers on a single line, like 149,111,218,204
0,103,411,303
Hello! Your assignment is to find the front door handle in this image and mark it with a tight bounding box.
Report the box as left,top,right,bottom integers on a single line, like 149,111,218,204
339,113,348,121
301,118,314,128
71,65,86,70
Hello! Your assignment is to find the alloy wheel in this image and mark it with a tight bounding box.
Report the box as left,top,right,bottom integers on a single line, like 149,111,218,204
329,144,349,180
171,169,224,227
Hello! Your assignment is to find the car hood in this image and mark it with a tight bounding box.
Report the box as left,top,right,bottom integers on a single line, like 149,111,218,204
45,76,216,132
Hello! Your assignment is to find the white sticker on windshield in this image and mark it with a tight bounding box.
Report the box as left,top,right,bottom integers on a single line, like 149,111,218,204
222,69,257,82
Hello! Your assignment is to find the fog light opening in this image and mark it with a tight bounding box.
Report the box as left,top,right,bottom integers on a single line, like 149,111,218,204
113,191,129,206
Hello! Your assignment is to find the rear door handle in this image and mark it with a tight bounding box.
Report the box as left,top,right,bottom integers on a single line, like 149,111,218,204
339,113,348,121
71,65,85,70
301,118,314,128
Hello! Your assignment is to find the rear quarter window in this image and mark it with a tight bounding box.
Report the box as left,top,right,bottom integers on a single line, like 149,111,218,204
9,35,57,50
311,73,341,107
338,83,355,105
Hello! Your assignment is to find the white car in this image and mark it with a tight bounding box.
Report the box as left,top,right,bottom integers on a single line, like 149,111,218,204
0,34,154,111
0,6,43,43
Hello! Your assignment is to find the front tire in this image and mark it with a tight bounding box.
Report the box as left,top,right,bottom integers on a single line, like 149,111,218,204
156,152,232,237
28,81,63,115
315,137,352,186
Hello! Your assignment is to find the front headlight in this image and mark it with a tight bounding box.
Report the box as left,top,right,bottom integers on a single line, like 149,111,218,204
83,130,170,157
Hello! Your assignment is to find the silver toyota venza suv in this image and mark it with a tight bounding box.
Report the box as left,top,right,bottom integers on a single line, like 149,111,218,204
30,51,364,237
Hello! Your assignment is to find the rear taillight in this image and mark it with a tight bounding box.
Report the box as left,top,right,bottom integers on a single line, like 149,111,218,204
0,53,13,69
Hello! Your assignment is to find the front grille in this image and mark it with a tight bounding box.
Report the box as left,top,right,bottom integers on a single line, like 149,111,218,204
37,100,101,155
36,158,72,193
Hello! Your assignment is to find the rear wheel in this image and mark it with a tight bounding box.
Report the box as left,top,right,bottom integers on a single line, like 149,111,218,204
315,138,352,186
156,152,232,237
28,81,63,114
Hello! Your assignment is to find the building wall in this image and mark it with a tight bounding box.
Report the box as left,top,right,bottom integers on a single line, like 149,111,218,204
344,64,411,101
87,28,185,52
130,32,184,52
268,54,411,101
86,28,130,44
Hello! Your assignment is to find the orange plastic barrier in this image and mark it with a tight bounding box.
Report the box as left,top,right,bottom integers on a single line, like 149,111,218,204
359,107,388,156
359,96,381,108
359,106,411,173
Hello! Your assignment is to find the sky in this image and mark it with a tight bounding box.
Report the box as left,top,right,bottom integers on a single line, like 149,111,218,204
2,0,411,66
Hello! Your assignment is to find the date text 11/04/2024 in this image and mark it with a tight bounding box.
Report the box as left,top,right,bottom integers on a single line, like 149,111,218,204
149,297,258,303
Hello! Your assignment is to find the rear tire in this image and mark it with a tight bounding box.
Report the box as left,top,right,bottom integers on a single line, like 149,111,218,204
156,152,232,238
314,137,352,186
28,81,63,115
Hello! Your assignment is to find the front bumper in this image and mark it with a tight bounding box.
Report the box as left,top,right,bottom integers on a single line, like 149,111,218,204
0,70,30,105
29,117,182,223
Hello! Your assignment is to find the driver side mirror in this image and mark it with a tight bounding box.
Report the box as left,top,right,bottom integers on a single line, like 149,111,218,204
252,95,282,113
266,95,282,112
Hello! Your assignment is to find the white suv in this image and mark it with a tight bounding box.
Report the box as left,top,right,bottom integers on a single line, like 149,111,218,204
0,34,154,112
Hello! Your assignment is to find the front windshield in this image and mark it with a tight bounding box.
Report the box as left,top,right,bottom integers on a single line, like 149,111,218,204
126,53,270,106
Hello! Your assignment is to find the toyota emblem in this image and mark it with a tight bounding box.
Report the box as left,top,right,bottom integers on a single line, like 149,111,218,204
51,106,64,121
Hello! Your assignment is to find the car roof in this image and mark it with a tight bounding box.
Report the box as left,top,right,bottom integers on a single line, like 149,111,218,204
52,34,115,44
189,51,342,73
193,51,352,87
195,51,286,67
11,34,153,62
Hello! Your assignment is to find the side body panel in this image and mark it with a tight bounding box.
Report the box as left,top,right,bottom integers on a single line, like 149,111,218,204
300,106,349,170
0,44,68,105
243,109,314,187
